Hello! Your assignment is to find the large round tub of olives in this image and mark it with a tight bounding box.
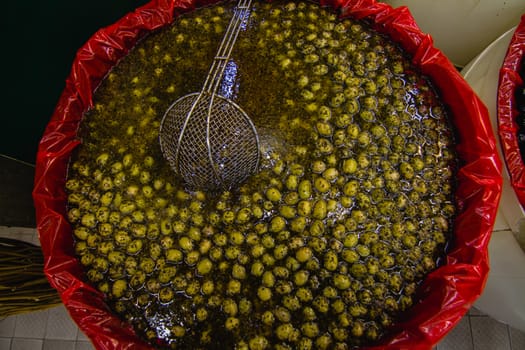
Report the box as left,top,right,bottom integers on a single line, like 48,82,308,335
34,0,502,349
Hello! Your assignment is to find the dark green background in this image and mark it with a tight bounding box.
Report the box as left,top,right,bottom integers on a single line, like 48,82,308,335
3,1,149,164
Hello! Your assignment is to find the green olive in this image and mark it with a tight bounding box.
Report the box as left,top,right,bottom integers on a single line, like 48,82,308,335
257,286,272,301
111,279,127,298
298,180,312,199
266,187,282,202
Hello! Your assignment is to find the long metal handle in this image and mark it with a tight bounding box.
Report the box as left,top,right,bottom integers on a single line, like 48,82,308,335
174,0,254,186
201,0,252,95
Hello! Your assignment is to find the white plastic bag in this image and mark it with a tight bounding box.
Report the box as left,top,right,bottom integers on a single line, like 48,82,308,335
383,0,525,67
461,27,525,333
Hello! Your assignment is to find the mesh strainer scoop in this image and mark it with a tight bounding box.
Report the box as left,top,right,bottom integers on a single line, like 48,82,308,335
159,0,260,191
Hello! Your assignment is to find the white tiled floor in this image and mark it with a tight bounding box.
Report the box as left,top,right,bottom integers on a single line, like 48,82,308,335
1,226,525,350
0,306,93,350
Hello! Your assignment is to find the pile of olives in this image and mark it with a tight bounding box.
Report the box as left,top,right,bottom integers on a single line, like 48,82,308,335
66,1,457,348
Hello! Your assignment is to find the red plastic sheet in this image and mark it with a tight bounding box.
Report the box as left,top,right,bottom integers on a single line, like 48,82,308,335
498,14,525,207
33,0,502,349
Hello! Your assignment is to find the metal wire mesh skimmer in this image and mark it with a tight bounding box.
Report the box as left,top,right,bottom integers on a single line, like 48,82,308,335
159,0,260,191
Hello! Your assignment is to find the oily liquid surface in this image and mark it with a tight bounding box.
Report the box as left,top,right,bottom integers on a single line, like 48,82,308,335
67,1,457,348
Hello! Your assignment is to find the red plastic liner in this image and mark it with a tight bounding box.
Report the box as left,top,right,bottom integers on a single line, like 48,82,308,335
33,0,502,349
498,14,525,207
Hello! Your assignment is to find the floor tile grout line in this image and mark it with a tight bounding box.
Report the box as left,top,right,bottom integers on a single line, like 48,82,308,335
467,314,475,350
507,323,513,350
491,227,521,233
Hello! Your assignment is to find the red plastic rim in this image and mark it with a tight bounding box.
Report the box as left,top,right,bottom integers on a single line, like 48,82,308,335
33,0,502,349
498,14,525,207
